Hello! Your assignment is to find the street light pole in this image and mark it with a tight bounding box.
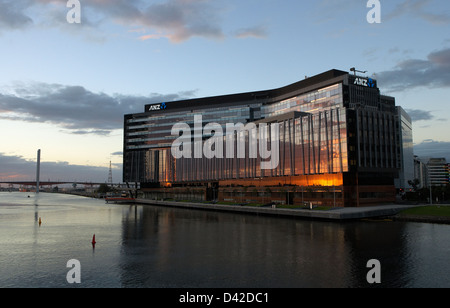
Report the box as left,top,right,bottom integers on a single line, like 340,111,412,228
350,67,367,76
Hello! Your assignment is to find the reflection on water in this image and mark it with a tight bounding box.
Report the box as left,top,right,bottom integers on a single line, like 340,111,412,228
1,192,450,288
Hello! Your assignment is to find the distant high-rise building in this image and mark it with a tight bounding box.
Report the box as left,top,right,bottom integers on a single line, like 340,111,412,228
427,158,448,187
447,163,450,183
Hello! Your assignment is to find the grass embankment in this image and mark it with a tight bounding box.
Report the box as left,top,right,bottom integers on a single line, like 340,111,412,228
399,205,450,217
395,205,450,224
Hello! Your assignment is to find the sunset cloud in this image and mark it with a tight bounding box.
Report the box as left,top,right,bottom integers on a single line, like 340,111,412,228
0,0,234,43
138,33,169,41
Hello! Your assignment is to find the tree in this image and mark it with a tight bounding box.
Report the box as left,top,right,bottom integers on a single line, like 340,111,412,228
408,179,420,192
97,183,111,194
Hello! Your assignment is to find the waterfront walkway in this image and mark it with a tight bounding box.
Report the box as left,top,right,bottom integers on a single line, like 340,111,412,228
134,199,419,221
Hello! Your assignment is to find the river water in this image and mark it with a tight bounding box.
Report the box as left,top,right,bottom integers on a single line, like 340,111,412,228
0,192,449,288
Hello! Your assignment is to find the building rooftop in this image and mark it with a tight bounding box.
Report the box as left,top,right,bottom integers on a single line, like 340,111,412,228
142,69,350,114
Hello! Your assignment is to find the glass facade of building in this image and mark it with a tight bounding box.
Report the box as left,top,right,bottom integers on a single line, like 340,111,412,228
124,83,347,184
123,69,409,207
395,106,414,189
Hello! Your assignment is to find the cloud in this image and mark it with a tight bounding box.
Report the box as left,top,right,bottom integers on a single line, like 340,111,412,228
234,25,268,39
376,47,450,91
0,0,34,30
70,129,113,136
137,0,225,43
414,140,450,161
138,33,168,41
0,0,234,43
313,0,361,23
0,152,119,182
404,109,434,122
0,153,30,179
0,82,196,135
385,0,450,25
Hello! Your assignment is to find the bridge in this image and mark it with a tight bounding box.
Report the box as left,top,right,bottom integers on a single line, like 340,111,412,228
0,181,139,198
0,181,124,187
0,150,136,193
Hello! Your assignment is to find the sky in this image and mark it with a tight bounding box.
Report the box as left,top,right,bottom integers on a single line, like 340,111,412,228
0,0,449,183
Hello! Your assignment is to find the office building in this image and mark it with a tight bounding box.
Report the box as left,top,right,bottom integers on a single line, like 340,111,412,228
394,107,414,190
124,69,410,207
427,158,448,187
413,155,428,189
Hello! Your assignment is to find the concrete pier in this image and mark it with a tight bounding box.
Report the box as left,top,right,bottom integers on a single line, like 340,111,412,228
134,199,418,221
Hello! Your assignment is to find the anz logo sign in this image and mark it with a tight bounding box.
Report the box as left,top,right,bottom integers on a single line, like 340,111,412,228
148,103,167,112
354,77,376,88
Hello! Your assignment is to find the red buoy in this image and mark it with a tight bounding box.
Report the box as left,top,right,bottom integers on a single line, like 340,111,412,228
92,234,96,246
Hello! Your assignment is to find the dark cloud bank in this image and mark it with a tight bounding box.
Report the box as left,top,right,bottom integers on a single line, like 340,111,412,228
376,47,450,92
0,83,195,135
0,152,122,183
414,140,450,162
